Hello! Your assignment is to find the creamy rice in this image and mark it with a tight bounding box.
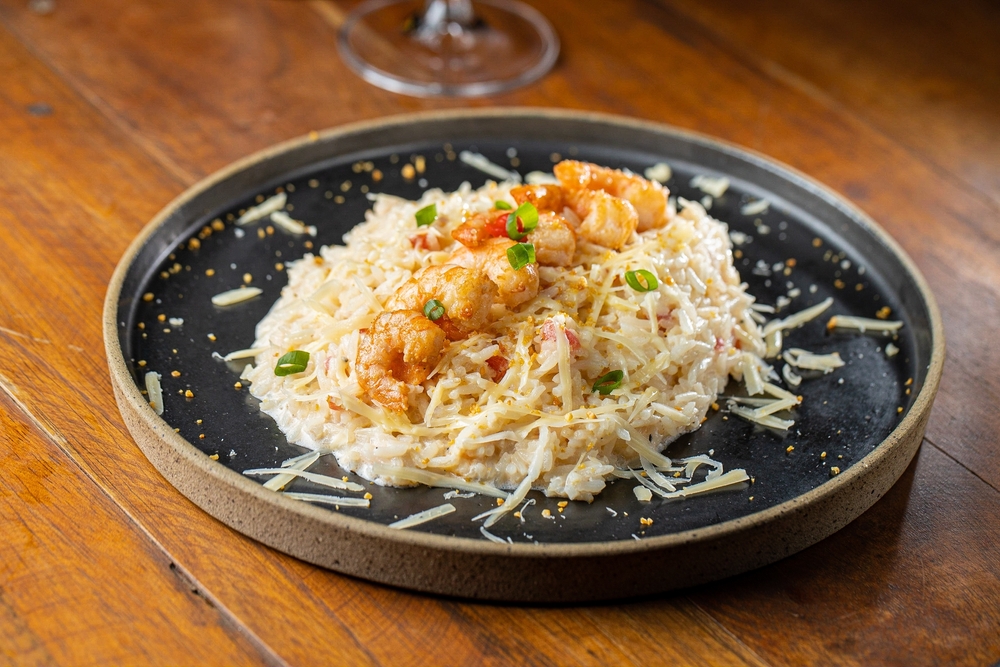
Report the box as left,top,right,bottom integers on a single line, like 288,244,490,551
243,181,765,501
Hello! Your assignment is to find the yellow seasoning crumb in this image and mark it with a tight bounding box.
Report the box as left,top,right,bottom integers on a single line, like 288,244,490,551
897,406,904,413
557,501,568,508
786,258,797,267
812,237,823,247
275,262,284,271
142,292,154,302
905,388,911,395
786,445,795,454
372,169,383,182
415,156,426,173
266,225,275,236
820,451,827,459
749,496,754,501
514,511,521,518
137,360,147,367
170,370,181,377
188,238,201,250
184,389,194,398
255,194,265,204
838,454,844,459
137,322,145,330
905,378,913,386
243,273,252,284
363,492,372,500
541,509,552,518
496,498,505,506
334,195,345,204
257,228,266,239
876,306,892,320
639,517,653,526
734,249,743,259
834,279,845,289
207,333,217,342
196,419,203,425
342,476,349,482
234,382,243,389
211,219,225,232
401,164,416,180
564,413,573,422
711,402,719,411
830,467,841,477
855,283,864,291
157,314,166,322
198,434,205,439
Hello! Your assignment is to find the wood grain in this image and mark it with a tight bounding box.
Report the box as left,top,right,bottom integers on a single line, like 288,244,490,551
0,390,278,666
691,444,1000,666
662,0,1000,207
0,14,767,667
0,0,998,663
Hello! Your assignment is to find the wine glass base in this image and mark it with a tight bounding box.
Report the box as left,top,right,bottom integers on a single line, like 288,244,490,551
337,0,560,97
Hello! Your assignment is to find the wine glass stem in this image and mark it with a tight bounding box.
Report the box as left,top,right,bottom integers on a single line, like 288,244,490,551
421,0,476,31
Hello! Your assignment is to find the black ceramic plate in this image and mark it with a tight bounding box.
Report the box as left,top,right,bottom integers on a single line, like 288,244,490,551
104,109,942,601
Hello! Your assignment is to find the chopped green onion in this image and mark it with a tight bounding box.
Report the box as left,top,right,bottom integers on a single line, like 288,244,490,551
625,269,658,292
592,370,624,395
415,204,437,227
495,201,513,210
423,299,445,321
275,350,310,376
506,242,536,270
505,201,539,240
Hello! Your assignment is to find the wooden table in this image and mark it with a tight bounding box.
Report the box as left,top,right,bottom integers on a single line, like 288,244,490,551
2,0,998,664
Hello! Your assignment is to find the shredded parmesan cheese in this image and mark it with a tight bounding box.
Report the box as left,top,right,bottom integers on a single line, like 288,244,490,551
237,192,287,225
827,315,904,333
388,503,456,529
144,371,163,415
212,286,263,306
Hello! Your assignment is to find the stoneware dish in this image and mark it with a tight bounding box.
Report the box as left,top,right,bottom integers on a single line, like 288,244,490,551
104,108,943,602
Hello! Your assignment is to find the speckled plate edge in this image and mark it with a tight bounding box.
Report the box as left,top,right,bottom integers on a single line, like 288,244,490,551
103,108,944,602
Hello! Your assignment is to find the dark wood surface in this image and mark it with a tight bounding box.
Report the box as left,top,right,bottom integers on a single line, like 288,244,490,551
1,0,997,664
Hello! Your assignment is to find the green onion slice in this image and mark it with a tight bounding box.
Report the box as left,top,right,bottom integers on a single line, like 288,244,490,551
506,242,536,270
415,203,437,227
505,201,539,240
275,350,310,376
625,269,658,292
423,299,445,321
495,200,513,210
592,370,624,395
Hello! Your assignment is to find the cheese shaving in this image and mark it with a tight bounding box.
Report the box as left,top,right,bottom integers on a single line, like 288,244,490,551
144,371,163,415
388,503,456,529
827,315,904,333
237,192,287,225
281,492,370,508
212,286,263,306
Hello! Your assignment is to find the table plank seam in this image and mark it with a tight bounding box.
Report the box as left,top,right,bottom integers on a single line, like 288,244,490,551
0,18,196,188
650,0,1000,217
0,374,292,667
924,436,1000,496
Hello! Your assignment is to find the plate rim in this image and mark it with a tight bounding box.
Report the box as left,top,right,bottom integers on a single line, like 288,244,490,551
102,107,945,592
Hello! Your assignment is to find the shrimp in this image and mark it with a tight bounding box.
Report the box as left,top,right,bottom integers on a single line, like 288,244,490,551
530,212,576,266
385,264,496,340
510,184,566,213
563,187,638,251
450,210,509,248
514,173,638,250
453,207,576,267
554,160,669,231
356,310,446,412
450,237,539,309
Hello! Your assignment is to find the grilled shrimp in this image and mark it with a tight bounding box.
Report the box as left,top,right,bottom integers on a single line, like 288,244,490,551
563,187,638,251
450,237,539,309
530,212,576,266
452,206,575,267
554,160,668,231
385,264,496,340
356,310,446,412
450,210,509,248
514,180,637,250
510,184,566,213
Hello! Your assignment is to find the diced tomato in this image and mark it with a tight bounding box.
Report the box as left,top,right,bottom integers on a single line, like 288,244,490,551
486,355,509,381
484,210,520,238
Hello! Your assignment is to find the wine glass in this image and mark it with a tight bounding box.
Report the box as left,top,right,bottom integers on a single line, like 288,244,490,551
337,0,560,97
